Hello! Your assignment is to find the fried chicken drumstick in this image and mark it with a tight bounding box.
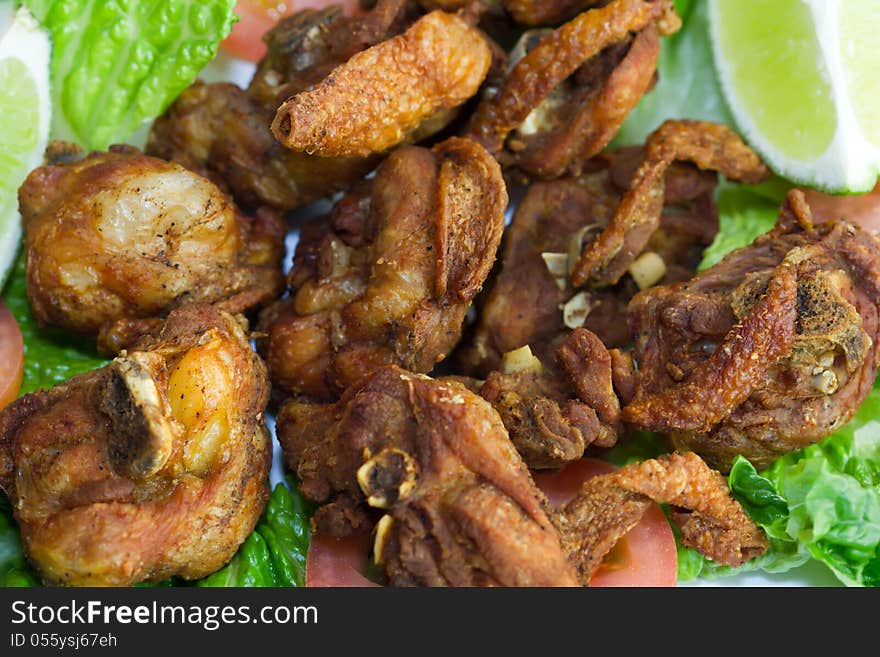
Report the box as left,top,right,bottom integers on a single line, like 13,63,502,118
18,143,284,354
623,190,880,470
259,136,507,400
0,306,272,586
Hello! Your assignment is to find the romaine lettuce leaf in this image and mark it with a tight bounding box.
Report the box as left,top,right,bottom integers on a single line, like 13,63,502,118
20,0,236,151
0,494,38,586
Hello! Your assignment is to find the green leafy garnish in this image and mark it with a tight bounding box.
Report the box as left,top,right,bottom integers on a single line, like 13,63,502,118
1,252,109,395
0,495,39,586
20,0,237,151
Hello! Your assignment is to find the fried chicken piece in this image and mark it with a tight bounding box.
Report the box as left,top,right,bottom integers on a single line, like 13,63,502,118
18,144,284,352
466,0,680,180
273,10,492,158
147,0,417,211
457,140,719,375
259,137,507,400
503,0,604,26
570,120,769,287
554,452,768,582
622,190,880,470
0,305,272,586
276,366,579,586
479,329,621,469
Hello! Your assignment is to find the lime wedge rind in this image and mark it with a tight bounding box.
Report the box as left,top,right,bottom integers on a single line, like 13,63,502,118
0,7,51,289
709,0,880,194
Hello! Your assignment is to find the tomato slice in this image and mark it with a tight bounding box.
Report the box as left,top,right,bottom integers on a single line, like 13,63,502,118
533,458,678,587
803,182,880,235
305,533,380,587
0,299,24,411
222,1,363,63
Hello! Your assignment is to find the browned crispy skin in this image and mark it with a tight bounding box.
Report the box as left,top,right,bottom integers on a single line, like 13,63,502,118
503,0,604,26
147,0,416,211
18,144,284,349
457,144,719,375
466,0,679,179
259,137,507,400
0,306,272,586
571,120,769,287
276,366,579,586
554,452,767,582
480,329,621,469
273,11,492,158
623,191,880,471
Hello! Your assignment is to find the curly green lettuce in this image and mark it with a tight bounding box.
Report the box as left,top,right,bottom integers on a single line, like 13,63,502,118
20,0,236,151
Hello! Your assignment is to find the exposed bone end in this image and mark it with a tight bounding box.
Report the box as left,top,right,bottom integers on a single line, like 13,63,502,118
99,351,181,480
501,345,544,375
357,448,418,509
373,514,395,565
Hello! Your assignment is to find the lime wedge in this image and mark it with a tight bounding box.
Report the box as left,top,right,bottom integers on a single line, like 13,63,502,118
709,0,880,193
0,7,51,289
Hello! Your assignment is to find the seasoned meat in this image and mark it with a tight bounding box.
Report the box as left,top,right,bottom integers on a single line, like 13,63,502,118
554,452,768,582
273,10,492,158
0,305,272,586
457,136,720,376
18,144,284,352
259,137,507,400
276,366,579,586
466,0,680,180
147,0,417,211
623,190,880,470
479,329,622,469
502,0,605,26
570,120,769,287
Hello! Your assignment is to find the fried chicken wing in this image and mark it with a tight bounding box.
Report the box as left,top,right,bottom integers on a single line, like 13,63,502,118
466,0,680,180
18,144,284,352
273,10,492,158
623,191,880,470
502,0,604,26
570,120,769,287
260,137,507,400
457,138,720,375
479,329,621,469
276,366,579,586
148,0,418,211
0,306,272,586
554,452,768,582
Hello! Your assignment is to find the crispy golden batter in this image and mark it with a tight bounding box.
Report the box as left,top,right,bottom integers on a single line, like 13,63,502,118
259,137,507,400
272,11,492,159
623,191,880,470
147,0,416,211
466,0,679,179
18,144,284,350
457,142,719,375
570,120,769,287
0,306,272,586
479,329,621,469
503,0,604,26
276,366,579,586
554,452,767,583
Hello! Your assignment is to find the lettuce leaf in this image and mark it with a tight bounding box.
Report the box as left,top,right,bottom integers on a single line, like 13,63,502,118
20,0,236,150
0,495,39,586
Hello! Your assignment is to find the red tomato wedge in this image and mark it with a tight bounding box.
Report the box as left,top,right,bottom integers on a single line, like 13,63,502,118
222,1,363,62
0,300,24,411
533,458,678,587
803,182,880,235
305,533,379,587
